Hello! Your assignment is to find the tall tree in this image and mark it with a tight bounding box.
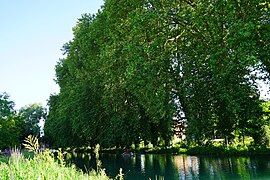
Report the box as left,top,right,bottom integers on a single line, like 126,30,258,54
45,0,269,148
18,103,47,139
0,92,20,149
164,0,267,144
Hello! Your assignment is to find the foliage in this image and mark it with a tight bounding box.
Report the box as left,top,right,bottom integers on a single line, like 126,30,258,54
186,145,270,156
0,136,114,179
23,135,39,153
0,92,47,149
44,3,174,148
18,103,47,139
0,149,111,180
168,0,268,145
0,92,21,149
44,0,270,149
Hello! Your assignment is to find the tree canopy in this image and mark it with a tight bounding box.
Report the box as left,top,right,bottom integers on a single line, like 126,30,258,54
44,0,270,148
0,92,48,149
18,103,47,140
0,92,20,148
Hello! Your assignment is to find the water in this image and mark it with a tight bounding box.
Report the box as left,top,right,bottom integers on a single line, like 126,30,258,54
67,152,270,180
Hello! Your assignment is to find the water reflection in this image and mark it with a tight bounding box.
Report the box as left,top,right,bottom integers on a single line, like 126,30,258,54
67,152,270,180
173,156,199,179
140,154,146,174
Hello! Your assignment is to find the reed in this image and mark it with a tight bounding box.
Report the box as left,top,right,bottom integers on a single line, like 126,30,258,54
0,149,111,180
0,136,112,180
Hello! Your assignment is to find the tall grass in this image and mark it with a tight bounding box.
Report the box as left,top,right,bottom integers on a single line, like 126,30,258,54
0,135,114,180
0,149,110,180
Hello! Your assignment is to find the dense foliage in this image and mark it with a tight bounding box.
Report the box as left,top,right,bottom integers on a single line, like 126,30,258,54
0,92,47,149
0,93,20,148
0,149,111,179
44,0,270,148
18,103,47,140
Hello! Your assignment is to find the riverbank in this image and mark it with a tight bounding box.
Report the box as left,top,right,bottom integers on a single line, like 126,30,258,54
138,146,270,157
43,141,270,157
100,145,270,157
0,149,113,179
185,146,270,156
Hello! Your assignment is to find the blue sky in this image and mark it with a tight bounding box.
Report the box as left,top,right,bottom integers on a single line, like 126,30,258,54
0,0,104,109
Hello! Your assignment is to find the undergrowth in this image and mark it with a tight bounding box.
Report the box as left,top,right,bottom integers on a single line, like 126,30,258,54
0,135,123,180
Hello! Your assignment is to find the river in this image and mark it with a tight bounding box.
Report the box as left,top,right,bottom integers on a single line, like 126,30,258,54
66,152,270,179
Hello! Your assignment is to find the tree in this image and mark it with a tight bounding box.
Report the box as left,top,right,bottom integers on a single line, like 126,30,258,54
44,93,78,148
45,0,269,148
258,2,270,79
0,92,21,149
18,103,47,140
163,0,268,145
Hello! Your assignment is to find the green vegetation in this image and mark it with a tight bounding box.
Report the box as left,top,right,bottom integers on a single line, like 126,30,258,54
0,149,111,180
2,0,270,179
0,92,47,150
114,137,270,156
1,0,270,159
186,146,270,156
44,0,270,150
0,92,21,148
18,103,47,140
0,136,118,180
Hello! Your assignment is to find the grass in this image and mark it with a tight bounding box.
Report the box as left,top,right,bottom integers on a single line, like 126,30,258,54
185,145,270,156
0,136,122,180
0,149,111,180
99,141,270,157
116,137,270,157
176,139,270,156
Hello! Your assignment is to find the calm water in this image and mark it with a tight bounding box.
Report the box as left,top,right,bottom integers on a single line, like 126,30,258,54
67,152,270,180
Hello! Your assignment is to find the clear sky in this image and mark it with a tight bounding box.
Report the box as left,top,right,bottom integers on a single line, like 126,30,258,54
0,0,104,109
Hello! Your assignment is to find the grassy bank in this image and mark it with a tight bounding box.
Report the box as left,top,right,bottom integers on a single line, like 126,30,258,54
0,149,117,180
0,135,123,179
64,143,270,157
185,145,270,156
110,141,270,156
99,146,270,157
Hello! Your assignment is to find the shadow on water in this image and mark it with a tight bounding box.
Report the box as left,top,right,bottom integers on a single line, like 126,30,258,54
65,152,270,180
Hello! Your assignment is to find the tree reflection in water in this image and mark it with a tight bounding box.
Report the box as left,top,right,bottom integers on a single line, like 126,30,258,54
68,153,270,180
